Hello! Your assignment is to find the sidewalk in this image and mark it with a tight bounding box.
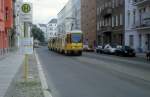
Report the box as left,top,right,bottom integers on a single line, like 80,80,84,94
136,53,146,58
11,54,44,97
0,52,24,97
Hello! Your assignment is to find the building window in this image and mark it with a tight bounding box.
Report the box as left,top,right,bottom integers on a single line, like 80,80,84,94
119,0,123,5
116,0,118,7
5,7,8,20
0,0,1,11
113,16,116,27
112,0,115,8
112,16,114,27
139,9,142,25
129,35,134,47
129,0,131,3
116,15,118,26
97,22,99,30
109,2,112,7
133,10,136,25
120,14,123,25
109,18,111,26
100,21,102,27
1,0,4,12
128,11,130,26
97,8,99,15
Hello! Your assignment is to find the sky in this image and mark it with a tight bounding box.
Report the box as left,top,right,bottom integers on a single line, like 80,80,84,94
24,0,68,24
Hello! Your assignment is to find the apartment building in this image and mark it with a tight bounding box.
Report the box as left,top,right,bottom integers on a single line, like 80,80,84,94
96,0,124,45
125,0,150,52
14,0,24,47
0,0,14,56
81,0,96,48
57,0,81,35
5,0,14,48
47,19,57,39
0,0,5,56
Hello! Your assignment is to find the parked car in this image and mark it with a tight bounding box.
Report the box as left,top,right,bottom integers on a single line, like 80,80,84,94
96,45,105,53
115,46,136,57
103,44,121,54
83,45,94,52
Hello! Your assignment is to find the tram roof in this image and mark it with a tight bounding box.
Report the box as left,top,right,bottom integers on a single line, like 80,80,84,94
66,30,82,34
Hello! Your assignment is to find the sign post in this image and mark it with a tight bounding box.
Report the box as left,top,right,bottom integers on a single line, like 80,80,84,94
21,2,33,81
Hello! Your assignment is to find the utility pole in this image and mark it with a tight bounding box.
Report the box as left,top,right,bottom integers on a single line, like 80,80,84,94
24,22,29,81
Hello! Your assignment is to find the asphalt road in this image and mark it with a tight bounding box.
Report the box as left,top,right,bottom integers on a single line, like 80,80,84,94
36,47,150,97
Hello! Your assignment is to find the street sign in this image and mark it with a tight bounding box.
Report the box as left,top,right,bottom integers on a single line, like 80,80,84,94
22,3,31,13
21,37,33,54
20,2,33,22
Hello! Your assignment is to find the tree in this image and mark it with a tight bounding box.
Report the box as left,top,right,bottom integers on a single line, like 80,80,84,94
31,25,45,42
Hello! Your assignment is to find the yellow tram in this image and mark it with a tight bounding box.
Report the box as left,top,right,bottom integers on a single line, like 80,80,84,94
48,30,83,55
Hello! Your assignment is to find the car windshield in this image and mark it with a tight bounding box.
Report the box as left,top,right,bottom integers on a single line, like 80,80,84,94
71,33,82,43
124,46,131,49
110,44,117,48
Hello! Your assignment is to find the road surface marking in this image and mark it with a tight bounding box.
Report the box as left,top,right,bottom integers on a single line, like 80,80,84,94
35,51,52,97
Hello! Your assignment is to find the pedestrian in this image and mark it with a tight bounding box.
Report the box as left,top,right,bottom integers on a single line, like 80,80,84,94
146,50,150,61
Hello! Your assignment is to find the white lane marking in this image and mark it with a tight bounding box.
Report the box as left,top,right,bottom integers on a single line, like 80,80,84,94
35,51,52,97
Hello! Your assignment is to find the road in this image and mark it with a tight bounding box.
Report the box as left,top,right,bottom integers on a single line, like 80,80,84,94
36,47,150,97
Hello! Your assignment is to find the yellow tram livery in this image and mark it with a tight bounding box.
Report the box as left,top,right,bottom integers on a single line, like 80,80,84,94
48,30,83,56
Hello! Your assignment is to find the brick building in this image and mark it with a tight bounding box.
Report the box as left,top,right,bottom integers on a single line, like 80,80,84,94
0,0,5,55
0,0,14,56
5,0,14,48
96,0,125,45
81,0,97,48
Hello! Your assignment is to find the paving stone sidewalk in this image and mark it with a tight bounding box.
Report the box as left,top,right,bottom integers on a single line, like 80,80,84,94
11,54,44,97
0,52,24,97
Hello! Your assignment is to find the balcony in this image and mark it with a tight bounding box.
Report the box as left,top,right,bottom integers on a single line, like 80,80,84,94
133,0,150,6
133,18,150,30
101,7,112,18
143,12,150,21
100,26,112,32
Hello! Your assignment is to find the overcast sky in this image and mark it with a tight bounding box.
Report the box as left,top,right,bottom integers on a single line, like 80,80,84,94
24,0,68,24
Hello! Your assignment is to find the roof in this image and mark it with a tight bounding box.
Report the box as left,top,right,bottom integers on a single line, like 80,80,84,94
39,24,47,27
48,19,57,24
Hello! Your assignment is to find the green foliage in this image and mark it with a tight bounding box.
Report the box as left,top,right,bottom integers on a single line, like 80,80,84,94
31,25,45,42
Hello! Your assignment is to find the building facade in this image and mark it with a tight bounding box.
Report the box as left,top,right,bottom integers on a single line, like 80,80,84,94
47,19,57,39
0,0,5,56
0,0,14,56
96,0,124,46
81,0,96,48
5,0,14,48
57,0,81,35
14,0,24,48
125,0,150,52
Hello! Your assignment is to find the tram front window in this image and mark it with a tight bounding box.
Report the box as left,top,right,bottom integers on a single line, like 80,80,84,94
71,33,82,43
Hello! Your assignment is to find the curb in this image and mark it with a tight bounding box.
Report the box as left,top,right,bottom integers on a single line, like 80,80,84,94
34,51,52,97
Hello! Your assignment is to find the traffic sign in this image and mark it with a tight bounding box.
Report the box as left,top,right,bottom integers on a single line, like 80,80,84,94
22,3,31,13
21,37,33,54
20,2,33,22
